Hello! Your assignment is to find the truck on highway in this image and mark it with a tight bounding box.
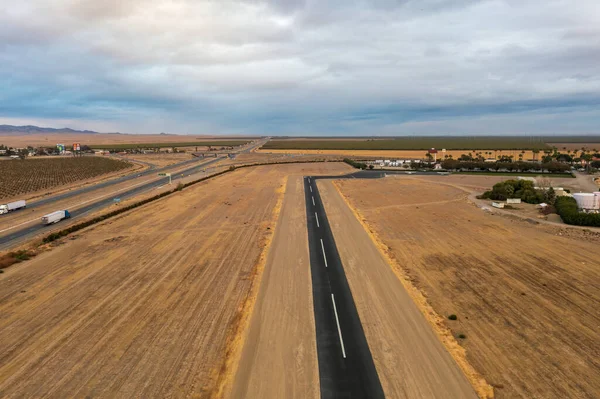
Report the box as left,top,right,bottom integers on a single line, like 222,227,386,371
0,200,27,214
41,210,71,225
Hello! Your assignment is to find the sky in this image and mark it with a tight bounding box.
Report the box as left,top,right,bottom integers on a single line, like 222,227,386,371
1,0,599,136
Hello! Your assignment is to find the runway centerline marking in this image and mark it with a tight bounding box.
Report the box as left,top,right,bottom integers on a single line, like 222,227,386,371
331,294,347,359
312,196,315,206
315,212,320,228
320,239,328,268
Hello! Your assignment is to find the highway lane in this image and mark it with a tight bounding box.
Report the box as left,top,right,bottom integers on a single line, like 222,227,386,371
25,156,206,209
17,136,266,211
0,157,224,250
304,176,384,399
0,139,268,250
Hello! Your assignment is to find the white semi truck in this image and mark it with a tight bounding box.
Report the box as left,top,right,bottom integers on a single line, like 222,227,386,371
0,200,27,214
41,210,71,225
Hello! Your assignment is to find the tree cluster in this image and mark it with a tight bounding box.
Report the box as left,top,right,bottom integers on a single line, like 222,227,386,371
441,159,571,174
555,197,600,227
343,158,367,169
479,179,549,204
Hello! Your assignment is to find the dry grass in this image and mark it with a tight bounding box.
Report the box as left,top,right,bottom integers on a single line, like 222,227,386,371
334,177,600,398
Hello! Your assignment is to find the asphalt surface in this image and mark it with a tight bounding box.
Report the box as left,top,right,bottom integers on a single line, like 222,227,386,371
304,176,384,399
0,157,223,250
26,156,205,209
0,139,268,250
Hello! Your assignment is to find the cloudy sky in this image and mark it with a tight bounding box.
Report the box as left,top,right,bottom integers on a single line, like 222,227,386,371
1,0,599,135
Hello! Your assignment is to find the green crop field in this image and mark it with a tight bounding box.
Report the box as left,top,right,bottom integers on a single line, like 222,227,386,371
544,136,600,143
262,137,551,150
90,141,250,150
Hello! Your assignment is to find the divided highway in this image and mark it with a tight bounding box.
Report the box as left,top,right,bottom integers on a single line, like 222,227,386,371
0,157,223,250
304,176,385,398
0,138,268,250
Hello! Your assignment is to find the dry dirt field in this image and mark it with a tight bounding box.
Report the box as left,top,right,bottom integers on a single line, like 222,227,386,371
318,180,482,398
333,176,600,398
117,152,194,168
222,152,345,166
0,162,350,398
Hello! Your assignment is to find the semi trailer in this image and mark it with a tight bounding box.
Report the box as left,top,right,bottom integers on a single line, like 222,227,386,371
41,210,71,225
0,200,27,214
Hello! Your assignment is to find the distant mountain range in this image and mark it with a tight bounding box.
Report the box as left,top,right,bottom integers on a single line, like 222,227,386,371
0,125,99,134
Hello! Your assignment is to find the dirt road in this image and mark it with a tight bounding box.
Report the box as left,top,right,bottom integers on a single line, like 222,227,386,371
316,180,480,399
228,176,319,399
333,177,600,398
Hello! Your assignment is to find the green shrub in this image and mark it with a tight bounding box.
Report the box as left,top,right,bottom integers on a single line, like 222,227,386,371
448,314,458,320
343,158,367,170
458,334,467,339
555,197,600,227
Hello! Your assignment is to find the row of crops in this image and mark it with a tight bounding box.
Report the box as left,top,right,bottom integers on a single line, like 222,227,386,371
0,157,133,200
262,137,551,150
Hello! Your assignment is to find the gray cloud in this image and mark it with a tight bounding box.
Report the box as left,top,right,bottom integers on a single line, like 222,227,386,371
0,0,599,134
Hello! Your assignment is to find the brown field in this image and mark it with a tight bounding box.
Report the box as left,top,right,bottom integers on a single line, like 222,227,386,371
258,148,540,160
0,133,254,148
550,143,600,152
0,162,350,398
333,176,600,398
413,174,592,194
0,157,135,202
318,180,482,398
117,152,194,168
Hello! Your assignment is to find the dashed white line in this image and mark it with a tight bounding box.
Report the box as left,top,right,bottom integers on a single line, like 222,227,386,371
315,212,320,228
0,177,161,234
308,177,311,183
320,238,328,267
331,294,347,358
310,186,313,192
312,196,315,206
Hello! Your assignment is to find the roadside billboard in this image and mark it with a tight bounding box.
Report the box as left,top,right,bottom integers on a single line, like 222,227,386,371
56,144,65,154
73,143,81,151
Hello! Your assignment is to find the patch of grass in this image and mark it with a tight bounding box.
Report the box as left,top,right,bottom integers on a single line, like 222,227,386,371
448,314,458,320
0,250,37,270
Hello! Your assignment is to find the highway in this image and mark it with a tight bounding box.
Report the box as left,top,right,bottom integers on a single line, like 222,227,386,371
19,156,203,210
304,176,385,398
0,157,224,250
0,138,268,250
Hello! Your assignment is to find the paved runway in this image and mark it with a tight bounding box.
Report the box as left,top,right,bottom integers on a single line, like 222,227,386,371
304,175,384,399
